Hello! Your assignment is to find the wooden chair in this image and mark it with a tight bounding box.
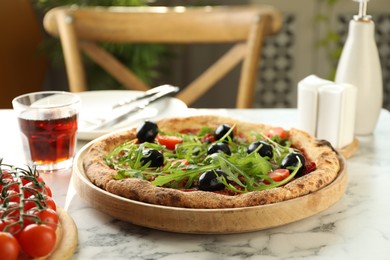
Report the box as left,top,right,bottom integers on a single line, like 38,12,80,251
43,5,282,108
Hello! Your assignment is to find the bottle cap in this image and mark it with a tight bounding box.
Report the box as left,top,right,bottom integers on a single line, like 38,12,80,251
353,0,372,21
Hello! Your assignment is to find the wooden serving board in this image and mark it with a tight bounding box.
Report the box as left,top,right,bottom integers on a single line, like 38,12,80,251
338,137,359,159
72,142,348,234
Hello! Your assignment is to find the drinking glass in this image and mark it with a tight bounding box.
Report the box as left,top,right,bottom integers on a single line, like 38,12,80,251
12,91,81,171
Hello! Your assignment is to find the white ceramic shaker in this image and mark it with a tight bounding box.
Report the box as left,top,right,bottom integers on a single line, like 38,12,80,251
297,75,332,136
335,0,383,135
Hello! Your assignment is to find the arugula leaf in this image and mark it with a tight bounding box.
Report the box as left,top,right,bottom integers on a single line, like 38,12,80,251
106,124,301,193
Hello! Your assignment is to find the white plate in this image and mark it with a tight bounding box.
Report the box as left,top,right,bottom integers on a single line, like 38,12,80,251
76,90,188,140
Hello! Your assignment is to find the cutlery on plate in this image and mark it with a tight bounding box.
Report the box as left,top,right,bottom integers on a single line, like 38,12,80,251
89,85,179,130
112,84,178,109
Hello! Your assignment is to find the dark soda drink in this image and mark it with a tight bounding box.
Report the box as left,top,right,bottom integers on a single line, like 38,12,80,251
18,114,78,165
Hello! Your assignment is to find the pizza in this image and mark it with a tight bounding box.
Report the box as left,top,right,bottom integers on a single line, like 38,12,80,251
83,115,341,209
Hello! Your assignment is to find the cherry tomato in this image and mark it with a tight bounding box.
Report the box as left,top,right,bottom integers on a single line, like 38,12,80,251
1,219,22,236
1,182,20,195
266,127,286,139
264,169,290,184
18,224,56,258
156,135,183,150
201,133,216,143
2,202,20,220
4,190,20,204
23,199,38,212
0,232,20,260
21,175,44,186
44,185,53,197
0,220,9,232
23,182,52,198
43,196,57,211
169,159,189,168
25,208,58,231
25,195,56,211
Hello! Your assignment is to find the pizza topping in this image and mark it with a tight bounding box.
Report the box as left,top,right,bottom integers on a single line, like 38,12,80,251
198,170,227,191
280,152,306,177
247,140,273,159
215,124,234,141
264,169,290,184
141,149,164,168
207,142,231,156
107,122,315,195
266,127,287,139
136,120,159,143
156,134,183,150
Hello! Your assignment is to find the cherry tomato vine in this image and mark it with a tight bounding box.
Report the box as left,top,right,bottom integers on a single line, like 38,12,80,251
0,159,58,259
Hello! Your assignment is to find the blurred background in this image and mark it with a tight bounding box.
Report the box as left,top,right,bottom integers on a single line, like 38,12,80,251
1,0,389,109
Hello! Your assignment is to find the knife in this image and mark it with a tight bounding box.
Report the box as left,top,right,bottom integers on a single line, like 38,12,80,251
89,85,179,130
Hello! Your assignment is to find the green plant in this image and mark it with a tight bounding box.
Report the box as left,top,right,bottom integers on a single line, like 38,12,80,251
315,0,342,80
34,0,167,90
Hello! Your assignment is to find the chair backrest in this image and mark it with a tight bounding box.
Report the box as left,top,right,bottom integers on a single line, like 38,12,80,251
43,5,282,108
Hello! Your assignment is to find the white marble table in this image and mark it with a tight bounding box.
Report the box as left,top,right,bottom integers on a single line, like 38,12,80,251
1,108,390,259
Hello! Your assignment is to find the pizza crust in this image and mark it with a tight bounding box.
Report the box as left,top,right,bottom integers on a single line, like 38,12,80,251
83,115,341,209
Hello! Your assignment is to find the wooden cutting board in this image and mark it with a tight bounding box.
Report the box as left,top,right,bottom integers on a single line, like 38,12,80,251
72,142,348,234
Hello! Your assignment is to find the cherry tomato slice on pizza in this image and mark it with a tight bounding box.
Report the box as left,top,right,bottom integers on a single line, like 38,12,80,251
266,127,286,139
264,169,290,184
156,135,183,150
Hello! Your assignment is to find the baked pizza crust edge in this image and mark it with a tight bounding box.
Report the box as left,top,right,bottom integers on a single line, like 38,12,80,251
82,115,341,209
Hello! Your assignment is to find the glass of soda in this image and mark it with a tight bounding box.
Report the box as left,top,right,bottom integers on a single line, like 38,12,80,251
12,91,81,172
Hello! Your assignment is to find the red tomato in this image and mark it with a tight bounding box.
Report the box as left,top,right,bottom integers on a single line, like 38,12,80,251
23,182,52,198
169,159,189,168
43,196,57,211
25,195,56,211
264,169,290,184
4,190,20,204
266,127,286,139
1,219,22,236
0,221,7,232
1,182,20,194
0,232,19,260
21,175,44,186
18,224,56,258
157,135,183,150
23,195,57,212
201,133,216,143
23,199,38,212
25,208,58,231
2,202,20,220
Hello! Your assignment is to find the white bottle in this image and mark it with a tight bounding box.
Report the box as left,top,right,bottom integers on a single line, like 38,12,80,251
335,0,382,135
